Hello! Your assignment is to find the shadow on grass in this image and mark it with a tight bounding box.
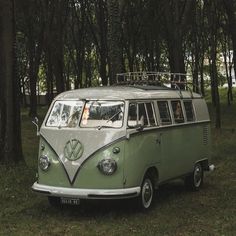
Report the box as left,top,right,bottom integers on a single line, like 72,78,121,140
27,180,212,219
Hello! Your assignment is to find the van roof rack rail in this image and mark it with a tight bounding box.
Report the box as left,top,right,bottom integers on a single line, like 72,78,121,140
115,72,200,97
116,72,187,86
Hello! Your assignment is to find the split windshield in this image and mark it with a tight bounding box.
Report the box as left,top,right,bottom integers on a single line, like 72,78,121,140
46,100,124,129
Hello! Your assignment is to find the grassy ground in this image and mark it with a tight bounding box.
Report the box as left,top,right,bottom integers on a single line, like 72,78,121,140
0,93,236,236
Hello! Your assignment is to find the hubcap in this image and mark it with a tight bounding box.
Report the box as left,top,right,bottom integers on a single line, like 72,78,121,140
194,165,202,187
142,179,153,208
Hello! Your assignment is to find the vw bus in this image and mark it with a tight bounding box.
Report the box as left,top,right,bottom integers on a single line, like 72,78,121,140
32,72,214,209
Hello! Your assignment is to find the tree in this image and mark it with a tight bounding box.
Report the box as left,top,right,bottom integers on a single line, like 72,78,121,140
0,0,232,135
122,1,142,72
20,0,44,117
107,0,123,84
223,0,236,89
0,0,23,163
162,0,195,75
94,0,109,85
205,0,221,129
220,10,234,105
68,0,86,88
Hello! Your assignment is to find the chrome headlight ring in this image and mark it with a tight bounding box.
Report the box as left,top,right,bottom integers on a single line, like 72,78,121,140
39,155,51,171
97,159,117,176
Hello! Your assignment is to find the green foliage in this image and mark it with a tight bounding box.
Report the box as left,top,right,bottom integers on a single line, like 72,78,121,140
208,90,236,164
13,0,236,99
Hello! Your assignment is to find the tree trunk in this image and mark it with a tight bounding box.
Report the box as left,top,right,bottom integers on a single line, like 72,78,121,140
53,11,65,93
200,56,205,96
163,1,194,75
28,37,37,117
21,0,44,117
97,0,108,85
222,34,233,105
223,0,236,87
43,0,67,95
0,0,23,163
45,50,54,105
211,51,221,129
206,0,221,129
163,0,194,88
107,0,122,84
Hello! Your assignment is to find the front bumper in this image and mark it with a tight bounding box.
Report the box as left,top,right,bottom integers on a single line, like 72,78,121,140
32,182,141,199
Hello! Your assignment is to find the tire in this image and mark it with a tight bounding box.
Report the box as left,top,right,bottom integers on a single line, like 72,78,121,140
48,196,61,207
185,163,204,191
138,175,154,210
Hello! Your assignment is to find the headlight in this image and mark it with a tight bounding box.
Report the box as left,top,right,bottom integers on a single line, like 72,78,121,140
39,155,50,171
97,159,117,175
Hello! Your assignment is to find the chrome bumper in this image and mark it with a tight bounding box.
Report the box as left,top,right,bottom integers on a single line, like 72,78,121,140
32,182,141,199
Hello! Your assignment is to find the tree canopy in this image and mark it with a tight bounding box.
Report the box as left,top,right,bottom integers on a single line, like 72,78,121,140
0,0,236,163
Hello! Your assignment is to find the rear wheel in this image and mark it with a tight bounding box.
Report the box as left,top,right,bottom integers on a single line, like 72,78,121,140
138,175,154,210
185,163,204,191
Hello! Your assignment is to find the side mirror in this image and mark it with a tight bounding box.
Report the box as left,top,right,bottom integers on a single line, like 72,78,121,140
135,123,144,131
128,116,144,131
32,117,40,136
127,122,144,131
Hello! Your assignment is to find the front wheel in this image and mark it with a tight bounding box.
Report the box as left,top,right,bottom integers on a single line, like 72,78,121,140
138,175,154,210
185,163,204,191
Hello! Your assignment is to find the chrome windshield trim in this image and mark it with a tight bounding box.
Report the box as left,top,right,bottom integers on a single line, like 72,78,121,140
32,182,140,199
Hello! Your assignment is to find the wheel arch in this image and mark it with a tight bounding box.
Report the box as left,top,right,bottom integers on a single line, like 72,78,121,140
195,158,209,171
143,166,159,189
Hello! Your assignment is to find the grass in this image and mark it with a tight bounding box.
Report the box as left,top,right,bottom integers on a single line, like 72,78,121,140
0,96,236,236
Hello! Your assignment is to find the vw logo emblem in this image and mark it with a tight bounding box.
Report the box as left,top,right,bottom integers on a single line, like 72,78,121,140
64,139,83,161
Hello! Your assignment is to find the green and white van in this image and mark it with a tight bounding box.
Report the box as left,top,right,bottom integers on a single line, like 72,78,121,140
32,72,214,209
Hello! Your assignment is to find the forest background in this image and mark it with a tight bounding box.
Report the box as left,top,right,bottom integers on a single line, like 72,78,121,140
0,1,235,234
0,0,236,166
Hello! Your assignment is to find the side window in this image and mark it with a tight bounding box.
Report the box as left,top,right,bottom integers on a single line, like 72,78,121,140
146,103,156,126
171,101,184,123
128,102,156,127
157,101,171,125
138,103,148,126
184,101,195,122
128,103,137,127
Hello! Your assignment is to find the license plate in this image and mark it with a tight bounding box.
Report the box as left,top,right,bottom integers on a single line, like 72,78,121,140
60,197,80,205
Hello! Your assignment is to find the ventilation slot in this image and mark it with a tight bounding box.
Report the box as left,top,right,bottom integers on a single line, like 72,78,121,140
203,126,208,145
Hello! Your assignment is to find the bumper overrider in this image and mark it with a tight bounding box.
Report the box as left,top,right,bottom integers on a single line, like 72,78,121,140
32,182,141,199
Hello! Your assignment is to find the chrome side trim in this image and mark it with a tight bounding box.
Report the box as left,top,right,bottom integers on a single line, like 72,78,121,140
32,182,141,199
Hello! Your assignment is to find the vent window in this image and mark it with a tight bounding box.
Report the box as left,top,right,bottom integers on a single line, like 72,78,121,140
184,101,195,122
171,101,184,123
157,101,172,125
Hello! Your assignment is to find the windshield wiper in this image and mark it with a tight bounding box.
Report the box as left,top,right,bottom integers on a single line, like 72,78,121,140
97,110,123,130
105,110,122,123
97,125,113,130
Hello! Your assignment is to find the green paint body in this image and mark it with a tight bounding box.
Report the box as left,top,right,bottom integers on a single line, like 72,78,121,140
38,123,210,189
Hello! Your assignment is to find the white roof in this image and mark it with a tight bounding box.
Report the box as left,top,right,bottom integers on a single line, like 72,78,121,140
55,86,202,101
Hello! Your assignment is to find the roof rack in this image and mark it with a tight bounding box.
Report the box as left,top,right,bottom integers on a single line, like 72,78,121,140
115,72,198,97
